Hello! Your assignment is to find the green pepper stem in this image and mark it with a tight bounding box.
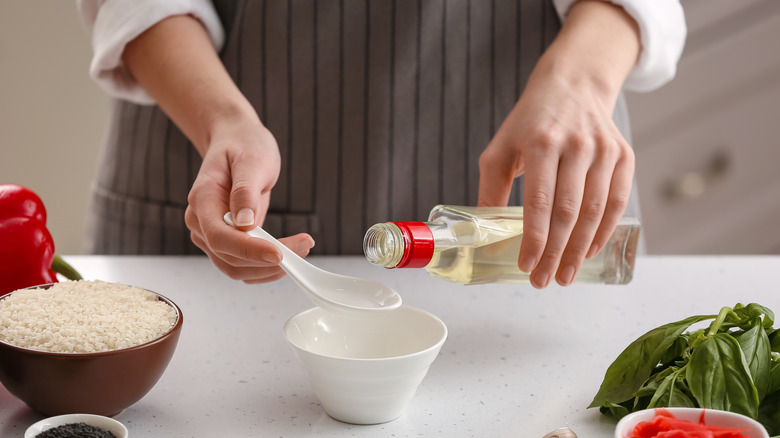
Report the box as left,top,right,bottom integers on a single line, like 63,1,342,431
51,255,83,281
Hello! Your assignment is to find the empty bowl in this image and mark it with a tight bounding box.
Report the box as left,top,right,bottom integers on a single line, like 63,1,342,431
615,407,769,438
0,282,183,416
283,305,448,424
25,413,128,438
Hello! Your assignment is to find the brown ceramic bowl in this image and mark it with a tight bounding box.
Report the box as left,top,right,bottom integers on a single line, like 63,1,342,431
0,283,183,417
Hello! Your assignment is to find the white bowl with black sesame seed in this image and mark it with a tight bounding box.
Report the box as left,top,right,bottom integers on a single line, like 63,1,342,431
24,413,128,438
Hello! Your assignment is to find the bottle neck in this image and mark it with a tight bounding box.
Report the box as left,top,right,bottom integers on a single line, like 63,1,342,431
363,222,435,268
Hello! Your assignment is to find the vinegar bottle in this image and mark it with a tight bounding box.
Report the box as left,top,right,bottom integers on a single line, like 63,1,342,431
363,205,640,285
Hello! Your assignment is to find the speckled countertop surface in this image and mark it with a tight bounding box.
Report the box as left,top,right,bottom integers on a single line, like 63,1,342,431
2,255,777,437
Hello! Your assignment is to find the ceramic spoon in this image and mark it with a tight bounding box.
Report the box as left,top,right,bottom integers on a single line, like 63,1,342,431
224,213,402,313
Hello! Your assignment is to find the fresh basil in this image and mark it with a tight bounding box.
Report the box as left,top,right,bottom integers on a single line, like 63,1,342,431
588,314,715,408
648,368,696,409
733,303,774,329
600,401,630,420
687,333,759,418
591,303,780,435
735,324,772,400
758,391,780,435
770,329,780,352
659,335,689,366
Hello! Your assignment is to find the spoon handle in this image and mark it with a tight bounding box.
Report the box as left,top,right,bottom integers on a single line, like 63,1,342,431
222,213,309,275
223,212,402,312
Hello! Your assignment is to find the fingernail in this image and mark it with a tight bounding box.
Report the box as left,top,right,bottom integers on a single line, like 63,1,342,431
234,208,254,227
587,243,599,258
534,271,549,289
519,257,536,273
559,265,575,286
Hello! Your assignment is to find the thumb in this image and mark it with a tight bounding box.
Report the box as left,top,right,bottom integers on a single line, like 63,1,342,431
279,233,316,257
229,156,278,230
477,142,523,207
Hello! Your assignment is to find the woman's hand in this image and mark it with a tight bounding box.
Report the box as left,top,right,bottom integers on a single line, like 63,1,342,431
478,65,635,289
124,14,313,283
185,115,314,284
477,0,640,288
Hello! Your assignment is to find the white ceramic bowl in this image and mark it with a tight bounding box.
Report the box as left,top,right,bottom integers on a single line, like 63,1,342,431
615,408,769,438
25,413,128,438
283,305,448,424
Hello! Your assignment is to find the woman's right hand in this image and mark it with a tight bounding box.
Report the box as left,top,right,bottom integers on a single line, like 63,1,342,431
122,15,313,283
185,115,315,284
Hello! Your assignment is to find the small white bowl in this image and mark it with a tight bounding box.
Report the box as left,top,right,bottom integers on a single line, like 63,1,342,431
25,413,128,438
284,305,448,425
615,407,769,438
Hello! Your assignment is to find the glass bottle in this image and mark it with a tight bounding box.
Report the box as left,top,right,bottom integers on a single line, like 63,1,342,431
363,205,640,285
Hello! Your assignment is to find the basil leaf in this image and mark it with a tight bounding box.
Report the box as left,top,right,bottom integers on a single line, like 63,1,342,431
647,369,696,409
688,329,708,350
666,381,696,408
634,366,677,411
647,372,675,408
635,367,675,399
770,329,780,353
589,314,715,408
659,335,688,365
735,324,772,400
758,390,780,436
768,362,780,396
733,303,775,329
687,333,759,419
600,402,630,420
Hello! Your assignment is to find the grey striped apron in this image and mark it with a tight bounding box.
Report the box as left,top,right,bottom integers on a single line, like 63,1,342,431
83,0,639,255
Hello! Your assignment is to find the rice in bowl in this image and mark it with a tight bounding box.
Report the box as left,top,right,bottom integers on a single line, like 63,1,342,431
0,280,178,353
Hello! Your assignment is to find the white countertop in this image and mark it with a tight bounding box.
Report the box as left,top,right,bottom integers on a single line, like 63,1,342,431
1,255,779,437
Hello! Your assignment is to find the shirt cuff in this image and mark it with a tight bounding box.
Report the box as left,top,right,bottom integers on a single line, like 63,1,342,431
552,0,686,92
77,0,226,105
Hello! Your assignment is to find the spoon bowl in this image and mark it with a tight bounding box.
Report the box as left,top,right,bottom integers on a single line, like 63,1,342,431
224,213,402,313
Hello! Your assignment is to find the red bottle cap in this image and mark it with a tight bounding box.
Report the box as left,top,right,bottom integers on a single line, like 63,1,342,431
392,222,434,268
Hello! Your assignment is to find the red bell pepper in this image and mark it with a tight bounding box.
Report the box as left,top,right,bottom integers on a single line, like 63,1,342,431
0,184,81,295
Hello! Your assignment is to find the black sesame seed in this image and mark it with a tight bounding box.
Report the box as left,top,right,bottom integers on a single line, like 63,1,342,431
35,422,117,438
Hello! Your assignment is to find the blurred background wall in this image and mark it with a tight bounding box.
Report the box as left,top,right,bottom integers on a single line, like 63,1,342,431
0,1,109,255
628,0,780,255
1,0,778,255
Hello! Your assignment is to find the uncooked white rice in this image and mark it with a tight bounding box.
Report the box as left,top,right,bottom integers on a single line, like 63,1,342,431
0,280,177,353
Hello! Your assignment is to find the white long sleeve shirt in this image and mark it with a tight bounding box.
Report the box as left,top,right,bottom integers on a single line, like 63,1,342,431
77,0,686,105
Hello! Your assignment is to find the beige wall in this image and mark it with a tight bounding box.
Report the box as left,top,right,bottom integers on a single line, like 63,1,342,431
0,1,110,254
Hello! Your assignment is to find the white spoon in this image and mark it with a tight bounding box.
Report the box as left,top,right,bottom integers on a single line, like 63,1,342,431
224,212,402,313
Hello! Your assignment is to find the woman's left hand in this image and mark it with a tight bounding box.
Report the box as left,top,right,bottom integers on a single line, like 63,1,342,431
477,0,641,289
